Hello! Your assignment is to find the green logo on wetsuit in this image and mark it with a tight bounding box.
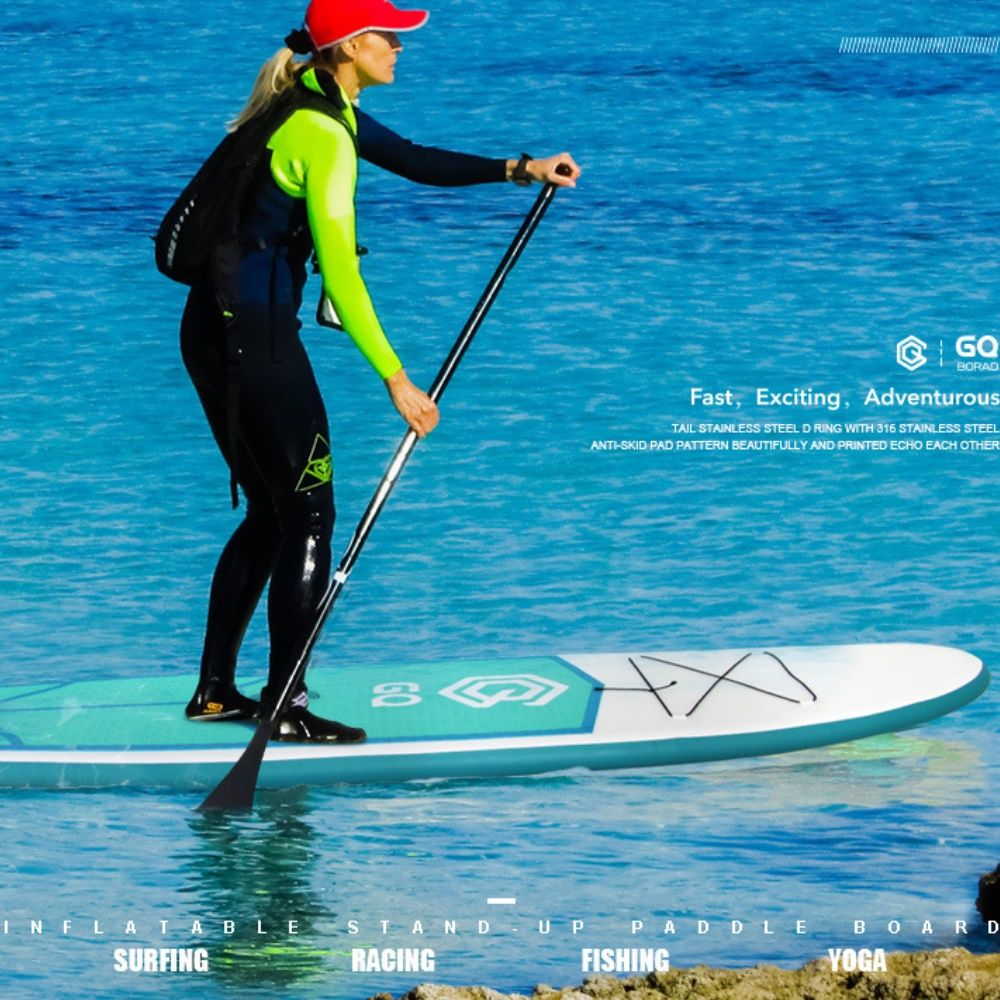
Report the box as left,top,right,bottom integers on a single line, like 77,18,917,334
295,434,333,492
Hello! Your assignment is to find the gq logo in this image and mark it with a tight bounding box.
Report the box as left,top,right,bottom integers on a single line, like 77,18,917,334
372,682,421,708
439,674,568,709
956,335,999,359
895,335,927,371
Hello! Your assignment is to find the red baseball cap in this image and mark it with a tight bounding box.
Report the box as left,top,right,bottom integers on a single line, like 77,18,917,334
305,0,429,50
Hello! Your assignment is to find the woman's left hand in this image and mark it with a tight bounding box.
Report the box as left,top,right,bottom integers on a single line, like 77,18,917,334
520,153,582,187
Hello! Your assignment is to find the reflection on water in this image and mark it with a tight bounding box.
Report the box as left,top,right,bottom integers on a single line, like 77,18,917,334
179,788,342,989
689,734,985,811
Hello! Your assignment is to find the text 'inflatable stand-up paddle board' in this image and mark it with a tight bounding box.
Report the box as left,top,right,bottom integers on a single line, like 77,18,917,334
0,643,987,791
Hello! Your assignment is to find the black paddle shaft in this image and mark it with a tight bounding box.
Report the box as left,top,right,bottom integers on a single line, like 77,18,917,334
197,171,568,812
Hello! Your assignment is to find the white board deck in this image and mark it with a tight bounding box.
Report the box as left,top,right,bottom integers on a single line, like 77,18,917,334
0,642,987,790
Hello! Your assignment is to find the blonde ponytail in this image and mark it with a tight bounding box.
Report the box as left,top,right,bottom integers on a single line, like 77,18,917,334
226,45,343,132
228,43,344,132
228,47,305,132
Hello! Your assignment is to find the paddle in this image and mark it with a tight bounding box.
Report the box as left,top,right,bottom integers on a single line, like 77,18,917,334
198,166,570,812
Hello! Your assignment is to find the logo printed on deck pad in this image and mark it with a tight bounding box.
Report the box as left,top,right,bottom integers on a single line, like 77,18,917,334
438,674,569,709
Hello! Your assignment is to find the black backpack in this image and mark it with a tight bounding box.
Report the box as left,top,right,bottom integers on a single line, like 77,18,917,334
154,79,349,312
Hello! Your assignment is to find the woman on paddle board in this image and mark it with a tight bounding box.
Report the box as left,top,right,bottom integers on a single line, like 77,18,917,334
179,0,580,742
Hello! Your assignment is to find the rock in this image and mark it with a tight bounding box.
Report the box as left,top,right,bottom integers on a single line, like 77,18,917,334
395,986,527,1000
977,864,1000,922
369,949,1000,1000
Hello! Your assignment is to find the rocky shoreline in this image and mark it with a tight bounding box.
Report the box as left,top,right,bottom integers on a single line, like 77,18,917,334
369,948,1000,1000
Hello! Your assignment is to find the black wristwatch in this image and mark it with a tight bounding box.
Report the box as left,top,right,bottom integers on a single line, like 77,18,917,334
512,152,533,186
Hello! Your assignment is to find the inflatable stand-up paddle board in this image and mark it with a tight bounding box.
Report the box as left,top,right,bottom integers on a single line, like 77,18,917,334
0,643,987,791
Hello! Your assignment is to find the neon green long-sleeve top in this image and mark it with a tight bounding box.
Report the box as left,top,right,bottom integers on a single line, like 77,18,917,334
266,69,402,380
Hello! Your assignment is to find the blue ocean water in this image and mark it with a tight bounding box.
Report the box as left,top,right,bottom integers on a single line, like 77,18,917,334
1,0,998,997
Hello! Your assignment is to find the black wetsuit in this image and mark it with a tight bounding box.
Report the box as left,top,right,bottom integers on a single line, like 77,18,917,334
182,94,505,722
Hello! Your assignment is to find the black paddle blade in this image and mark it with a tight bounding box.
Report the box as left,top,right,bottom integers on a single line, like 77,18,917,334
196,719,275,813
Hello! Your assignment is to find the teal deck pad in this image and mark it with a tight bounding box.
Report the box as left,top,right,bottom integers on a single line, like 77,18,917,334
0,656,602,751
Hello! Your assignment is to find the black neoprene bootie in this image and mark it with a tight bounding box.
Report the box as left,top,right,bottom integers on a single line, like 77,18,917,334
274,706,367,744
260,685,367,744
185,681,260,721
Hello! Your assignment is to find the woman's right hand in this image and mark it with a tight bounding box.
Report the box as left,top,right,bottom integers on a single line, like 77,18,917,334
385,368,439,438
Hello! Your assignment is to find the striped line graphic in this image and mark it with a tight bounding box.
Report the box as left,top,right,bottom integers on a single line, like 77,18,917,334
839,36,999,54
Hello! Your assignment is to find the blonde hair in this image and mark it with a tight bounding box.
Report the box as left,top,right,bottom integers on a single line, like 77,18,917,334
228,46,341,132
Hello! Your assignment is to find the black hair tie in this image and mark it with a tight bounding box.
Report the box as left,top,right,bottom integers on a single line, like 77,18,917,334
284,27,314,55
